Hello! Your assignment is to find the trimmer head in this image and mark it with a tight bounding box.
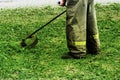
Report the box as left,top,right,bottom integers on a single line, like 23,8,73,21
20,35,38,48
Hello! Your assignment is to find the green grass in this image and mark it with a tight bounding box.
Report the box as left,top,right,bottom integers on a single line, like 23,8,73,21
0,4,120,80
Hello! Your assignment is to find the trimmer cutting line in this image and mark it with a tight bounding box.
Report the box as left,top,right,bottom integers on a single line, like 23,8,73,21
20,10,66,48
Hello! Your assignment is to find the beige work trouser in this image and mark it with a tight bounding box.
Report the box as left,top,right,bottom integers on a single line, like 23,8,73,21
66,0,100,55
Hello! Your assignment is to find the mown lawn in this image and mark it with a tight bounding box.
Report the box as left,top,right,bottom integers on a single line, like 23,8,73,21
0,4,120,80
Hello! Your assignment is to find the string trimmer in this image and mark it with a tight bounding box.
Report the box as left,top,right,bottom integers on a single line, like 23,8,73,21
20,10,66,48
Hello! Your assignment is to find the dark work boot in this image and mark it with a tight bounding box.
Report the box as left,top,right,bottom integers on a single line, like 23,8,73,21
61,52,86,59
88,49,100,55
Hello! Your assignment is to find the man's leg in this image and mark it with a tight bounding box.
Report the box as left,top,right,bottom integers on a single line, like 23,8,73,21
62,0,88,59
87,0,100,54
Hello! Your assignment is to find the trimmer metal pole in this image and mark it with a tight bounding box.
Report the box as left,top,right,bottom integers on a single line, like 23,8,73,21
26,10,66,39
